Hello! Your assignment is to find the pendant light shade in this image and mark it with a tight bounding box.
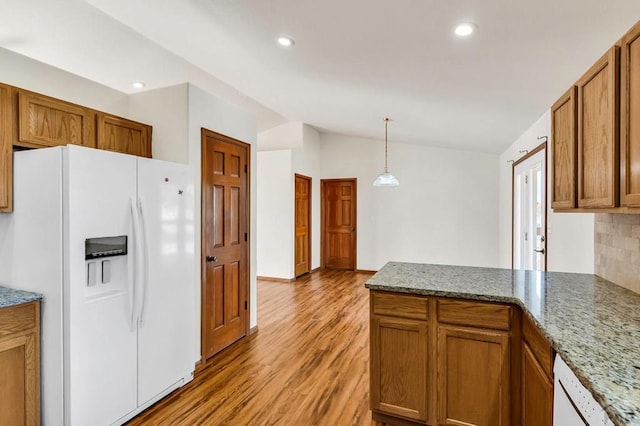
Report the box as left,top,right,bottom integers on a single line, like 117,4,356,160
373,171,400,187
373,117,400,187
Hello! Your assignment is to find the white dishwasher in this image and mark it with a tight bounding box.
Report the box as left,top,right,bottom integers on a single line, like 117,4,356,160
553,354,614,426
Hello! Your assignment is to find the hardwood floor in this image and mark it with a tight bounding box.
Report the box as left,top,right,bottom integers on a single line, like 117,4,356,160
127,270,383,426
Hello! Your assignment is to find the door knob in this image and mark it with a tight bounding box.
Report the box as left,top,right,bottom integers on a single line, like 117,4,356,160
206,256,218,262
534,248,545,255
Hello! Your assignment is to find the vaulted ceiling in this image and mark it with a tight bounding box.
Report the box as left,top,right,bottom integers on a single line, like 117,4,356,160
2,0,640,153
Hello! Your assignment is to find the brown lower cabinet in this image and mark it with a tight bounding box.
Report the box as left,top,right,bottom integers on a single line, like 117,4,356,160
0,301,40,426
521,314,554,426
437,326,510,425
370,291,553,426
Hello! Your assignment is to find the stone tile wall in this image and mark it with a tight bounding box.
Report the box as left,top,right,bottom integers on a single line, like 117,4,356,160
594,214,640,293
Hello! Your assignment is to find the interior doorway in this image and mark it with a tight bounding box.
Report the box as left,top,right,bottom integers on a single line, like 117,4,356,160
512,143,547,271
201,128,250,361
294,174,311,277
321,178,357,270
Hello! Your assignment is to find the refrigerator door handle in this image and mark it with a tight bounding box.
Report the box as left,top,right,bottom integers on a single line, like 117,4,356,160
138,197,150,328
129,197,140,332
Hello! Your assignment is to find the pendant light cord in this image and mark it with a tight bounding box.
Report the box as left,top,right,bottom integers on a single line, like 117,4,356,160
384,117,389,173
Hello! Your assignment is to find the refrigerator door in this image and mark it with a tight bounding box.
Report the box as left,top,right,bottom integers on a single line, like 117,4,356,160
136,157,196,406
65,146,138,425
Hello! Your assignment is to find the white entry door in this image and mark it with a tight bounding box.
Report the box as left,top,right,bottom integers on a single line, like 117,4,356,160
513,148,546,271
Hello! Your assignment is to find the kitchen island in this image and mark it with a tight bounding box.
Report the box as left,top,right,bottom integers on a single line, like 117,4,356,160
366,262,640,426
0,285,42,426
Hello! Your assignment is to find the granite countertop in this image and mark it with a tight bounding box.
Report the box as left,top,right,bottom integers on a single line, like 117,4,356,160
365,262,640,426
0,285,42,308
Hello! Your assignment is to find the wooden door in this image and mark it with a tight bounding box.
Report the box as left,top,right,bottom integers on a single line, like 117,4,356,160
522,343,553,426
294,174,311,277
201,129,249,360
621,22,640,207
437,326,510,426
551,86,578,210
370,314,429,423
576,46,620,208
321,179,356,270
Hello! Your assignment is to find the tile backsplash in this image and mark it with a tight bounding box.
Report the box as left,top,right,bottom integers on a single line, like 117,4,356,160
595,214,640,293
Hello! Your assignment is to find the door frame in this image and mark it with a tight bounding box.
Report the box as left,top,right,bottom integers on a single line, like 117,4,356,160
200,128,251,363
511,142,547,271
294,174,312,277
320,178,357,270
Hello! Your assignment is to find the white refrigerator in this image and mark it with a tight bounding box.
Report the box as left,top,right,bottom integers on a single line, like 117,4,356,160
0,145,198,425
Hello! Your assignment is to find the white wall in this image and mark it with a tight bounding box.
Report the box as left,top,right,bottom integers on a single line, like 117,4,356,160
293,125,321,270
257,150,294,278
498,111,594,273
320,134,500,271
256,122,322,278
258,122,304,151
0,47,128,115
128,84,189,163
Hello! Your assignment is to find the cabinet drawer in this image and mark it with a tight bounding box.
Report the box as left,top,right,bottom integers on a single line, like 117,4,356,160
0,303,37,338
523,314,553,378
438,299,511,331
371,292,429,320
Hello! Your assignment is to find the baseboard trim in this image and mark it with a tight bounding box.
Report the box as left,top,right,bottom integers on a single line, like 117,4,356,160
372,411,423,426
249,325,259,335
355,269,377,274
257,276,295,283
310,267,320,273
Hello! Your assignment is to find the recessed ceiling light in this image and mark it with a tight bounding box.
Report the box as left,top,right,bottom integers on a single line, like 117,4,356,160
132,81,146,89
277,36,295,47
454,23,476,37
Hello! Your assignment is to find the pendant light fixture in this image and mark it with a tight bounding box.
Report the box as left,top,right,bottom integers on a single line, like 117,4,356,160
373,117,400,187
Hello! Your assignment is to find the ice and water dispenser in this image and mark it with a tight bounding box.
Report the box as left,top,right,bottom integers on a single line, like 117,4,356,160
85,236,127,287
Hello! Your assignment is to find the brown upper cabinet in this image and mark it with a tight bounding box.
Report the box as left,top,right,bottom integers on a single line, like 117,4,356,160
16,91,96,149
551,87,578,210
621,21,640,207
0,82,153,213
551,21,640,212
576,46,620,209
97,113,152,158
0,85,13,212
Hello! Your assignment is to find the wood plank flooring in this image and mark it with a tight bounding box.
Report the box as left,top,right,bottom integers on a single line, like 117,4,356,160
127,270,383,426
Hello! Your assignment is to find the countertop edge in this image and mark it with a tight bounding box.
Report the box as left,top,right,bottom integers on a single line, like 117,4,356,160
0,285,43,309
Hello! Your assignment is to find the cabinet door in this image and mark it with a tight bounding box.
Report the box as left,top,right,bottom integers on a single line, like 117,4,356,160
0,302,40,426
437,326,510,426
97,113,152,158
522,343,553,426
576,46,620,208
551,87,578,210
0,84,12,212
17,91,96,149
621,22,640,207
370,315,429,423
